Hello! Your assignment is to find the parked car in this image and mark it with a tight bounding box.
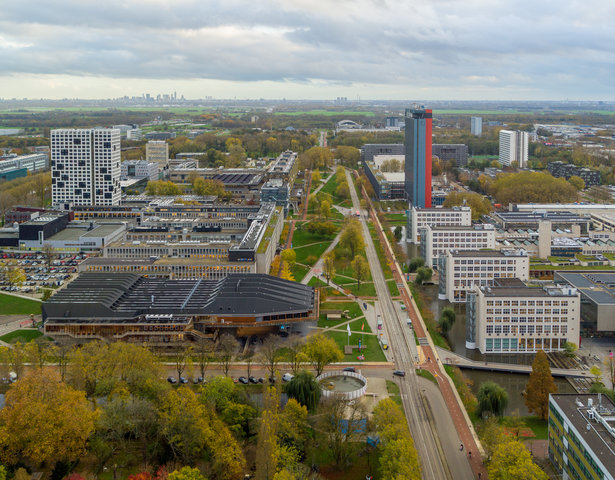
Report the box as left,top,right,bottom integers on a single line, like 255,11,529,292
342,367,356,373
238,376,249,384
393,370,406,377
179,377,189,384
249,376,258,384
193,376,204,384
167,376,178,384
282,373,294,383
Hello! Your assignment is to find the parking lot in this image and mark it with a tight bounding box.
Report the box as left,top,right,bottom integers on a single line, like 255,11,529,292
0,251,86,297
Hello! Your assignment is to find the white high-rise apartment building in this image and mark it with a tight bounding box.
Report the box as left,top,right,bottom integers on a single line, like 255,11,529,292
466,283,580,354
407,206,472,244
499,130,529,168
51,128,121,206
146,140,169,166
420,224,496,267
438,249,529,302
471,116,482,136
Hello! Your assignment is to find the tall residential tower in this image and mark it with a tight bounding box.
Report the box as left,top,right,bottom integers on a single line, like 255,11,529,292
499,130,529,168
51,128,121,206
471,116,482,136
405,107,432,208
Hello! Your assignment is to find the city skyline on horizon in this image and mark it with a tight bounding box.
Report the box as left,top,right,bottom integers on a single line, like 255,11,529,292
1,1,614,101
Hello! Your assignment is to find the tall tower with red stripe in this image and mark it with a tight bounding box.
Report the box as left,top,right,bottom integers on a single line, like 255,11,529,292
404,107,432,208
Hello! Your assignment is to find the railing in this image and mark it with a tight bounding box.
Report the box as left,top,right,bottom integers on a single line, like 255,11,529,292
316,370,367,401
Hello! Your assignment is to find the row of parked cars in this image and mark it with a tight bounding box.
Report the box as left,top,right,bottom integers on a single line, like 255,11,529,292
167,373,296,385
0,252,86,291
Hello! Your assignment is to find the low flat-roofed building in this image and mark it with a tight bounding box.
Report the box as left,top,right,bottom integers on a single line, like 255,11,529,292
20,221,126,252
466,282,580,353
591,213,615,233
491,210,590,234
438,249,529,303
553,271,615,332
43,272,318,343
363,157,406,200
549,394,615,480
408,206,472,244
420,223,495,268
169,168,265,201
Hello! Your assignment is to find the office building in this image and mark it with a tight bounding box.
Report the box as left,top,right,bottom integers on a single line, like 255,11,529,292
466,281,580,353
0,153,49,181
499,130,529,168
405,107,432,208
549,394,615,480
432,144,469,168
553,271,615,332
438,249,529,303
420,224,496,267
547,161,601,188
43,273,318,344
146,140,169,166
471,117,482,136
121,160,159,181
407,206,472,244
360,144,405,164
51,128,121,206
363,155,406,200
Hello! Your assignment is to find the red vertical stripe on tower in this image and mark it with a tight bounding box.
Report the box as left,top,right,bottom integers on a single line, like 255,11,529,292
425,109,432,208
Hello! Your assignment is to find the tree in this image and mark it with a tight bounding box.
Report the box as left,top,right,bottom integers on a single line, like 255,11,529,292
311,170,321,184
194,337,213,381
479,417,507,458
488,440,548,480
217,334,237,377
438,307,456,335
408,257,424,273
42,243,55,268
335,180,350,199
477,381,509,418
393,225,402,241
280,262,295,281
524,350,557,420
564,341,578,358
414,266,433,285
303,334,343,376
320,200,331,219
335,146,360,167
443,191,492,220
322,252,336,286
487,171,578,206
284,370,321,412
260,335,283,380
0,260,26,288
168,467,207,480
0,370,96,467
174,345,193,380
604,354,615,389
568,175,585,191
339,219,364,259
25,337,53,369
318,393,367,468
286,336,308,375
351,255,369,291
281,249,296,268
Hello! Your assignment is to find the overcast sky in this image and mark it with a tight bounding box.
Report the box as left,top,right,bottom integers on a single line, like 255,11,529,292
1,0,613,100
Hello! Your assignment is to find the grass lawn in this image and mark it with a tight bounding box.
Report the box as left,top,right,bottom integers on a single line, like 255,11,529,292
292,264,311,282
0,293,41,315
308,277,328,288
410,284,450,350
320,301,364,320
384,213,407,226
321,314,386,362
387,279,400,297
386,380,402,406
367,224,394,280
416,368,438,384
333,276,377,297
521,416,548,440
0,329,43,343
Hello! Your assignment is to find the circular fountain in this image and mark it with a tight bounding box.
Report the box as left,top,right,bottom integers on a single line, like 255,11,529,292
316,370,367,400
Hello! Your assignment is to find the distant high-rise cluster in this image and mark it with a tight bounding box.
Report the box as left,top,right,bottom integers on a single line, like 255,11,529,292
404,107,432,208
51,128,120,206
499,130,528,168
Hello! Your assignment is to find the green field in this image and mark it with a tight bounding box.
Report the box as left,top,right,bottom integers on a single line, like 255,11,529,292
0,329,43,343
0,293,41,315
273,110,375,117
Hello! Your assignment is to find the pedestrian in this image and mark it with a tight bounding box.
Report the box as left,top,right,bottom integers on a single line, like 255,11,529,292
478,473,481,479
468,451,472,459
460,443,464,451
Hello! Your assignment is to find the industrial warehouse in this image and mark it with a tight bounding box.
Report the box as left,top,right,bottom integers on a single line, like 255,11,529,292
42,272,318,343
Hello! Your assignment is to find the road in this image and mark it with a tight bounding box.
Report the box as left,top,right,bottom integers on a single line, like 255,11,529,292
345,169,467,480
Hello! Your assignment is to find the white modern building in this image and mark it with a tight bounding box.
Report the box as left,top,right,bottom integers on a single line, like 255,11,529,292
407,206,472,244
51,128,121,206
466,282,580,354
499,130,529,168
438,249,529,302
121,160,159,181
146,140,169,166
471,116,482,136
0,153,49,173
420,224,496,267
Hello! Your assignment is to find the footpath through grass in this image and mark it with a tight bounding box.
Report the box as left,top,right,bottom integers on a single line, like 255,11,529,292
0,293,42,315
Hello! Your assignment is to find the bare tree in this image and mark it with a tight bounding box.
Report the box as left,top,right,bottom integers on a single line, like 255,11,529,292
174,345,193,380
217,334,238,377
42,243,55,269
287,335,308,374
194,336,214,380
259,335,282,380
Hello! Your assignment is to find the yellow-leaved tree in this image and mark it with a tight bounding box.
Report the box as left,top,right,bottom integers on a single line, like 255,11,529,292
488,440,548,480
0,369,97,467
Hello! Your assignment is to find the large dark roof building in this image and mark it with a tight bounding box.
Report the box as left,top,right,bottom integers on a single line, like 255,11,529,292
43,273,318,343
